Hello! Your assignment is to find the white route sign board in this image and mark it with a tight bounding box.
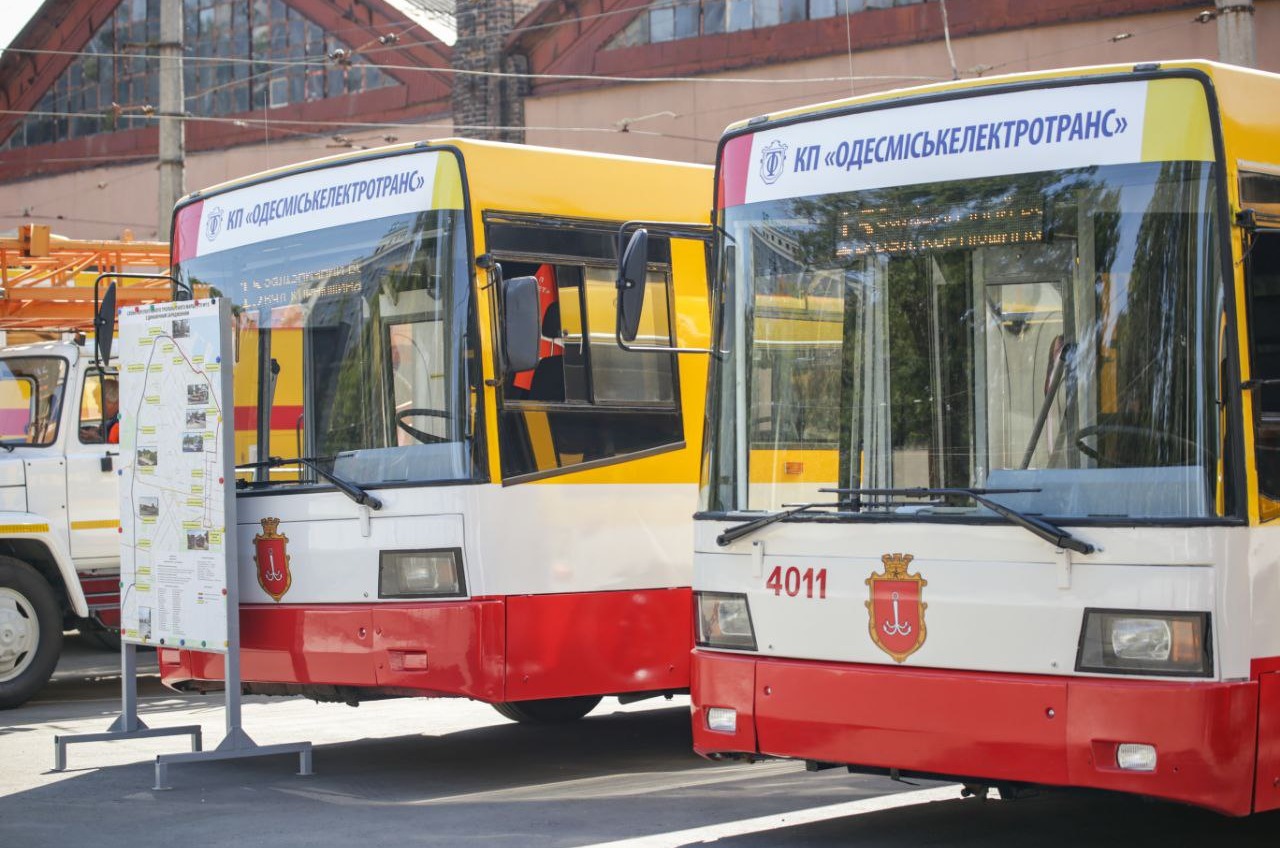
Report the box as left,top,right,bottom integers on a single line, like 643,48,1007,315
118,298,234,652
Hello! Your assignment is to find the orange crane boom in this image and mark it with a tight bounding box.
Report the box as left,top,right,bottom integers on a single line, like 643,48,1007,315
0,224,173,330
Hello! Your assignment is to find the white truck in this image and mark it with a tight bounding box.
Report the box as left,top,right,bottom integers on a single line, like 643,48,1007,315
0,338,124,708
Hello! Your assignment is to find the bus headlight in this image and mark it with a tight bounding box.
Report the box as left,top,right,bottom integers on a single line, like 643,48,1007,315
379,549,465,598
1075,609,1210,676
696,592,757,651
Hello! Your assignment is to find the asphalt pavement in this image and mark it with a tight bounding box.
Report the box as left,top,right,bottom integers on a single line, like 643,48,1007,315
2,634,1279,847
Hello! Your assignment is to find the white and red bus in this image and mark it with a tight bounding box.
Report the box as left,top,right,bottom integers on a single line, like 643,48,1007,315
157,139,713,722
676,61,1280,814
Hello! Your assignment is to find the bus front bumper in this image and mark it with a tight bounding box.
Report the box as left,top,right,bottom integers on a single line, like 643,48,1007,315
692,650,1260,816
158,589,691,703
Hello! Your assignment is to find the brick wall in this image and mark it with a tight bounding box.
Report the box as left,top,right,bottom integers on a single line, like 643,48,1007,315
452,0,538,141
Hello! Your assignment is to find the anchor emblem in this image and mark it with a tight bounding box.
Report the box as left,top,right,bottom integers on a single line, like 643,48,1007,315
262,547,284,583
883,591,913,636
865,553,927,663
253,517,292,602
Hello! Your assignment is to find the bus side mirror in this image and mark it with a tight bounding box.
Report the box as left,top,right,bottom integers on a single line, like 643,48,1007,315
617,229,649,343
502,275,541,374
94,282,117,366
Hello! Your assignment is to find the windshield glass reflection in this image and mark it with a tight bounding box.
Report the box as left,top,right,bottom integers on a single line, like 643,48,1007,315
707,161,1223,520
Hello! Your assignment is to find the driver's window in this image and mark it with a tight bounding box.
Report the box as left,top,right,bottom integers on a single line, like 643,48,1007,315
387,317,448,446
79,373,119,444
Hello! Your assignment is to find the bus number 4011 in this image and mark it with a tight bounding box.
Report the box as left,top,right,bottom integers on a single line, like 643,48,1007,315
765,566,827,599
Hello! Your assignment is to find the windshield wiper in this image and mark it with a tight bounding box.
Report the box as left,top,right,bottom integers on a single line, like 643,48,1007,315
0,439,21,452
237,455,383,510
825,487,1095,555
717,501,849,546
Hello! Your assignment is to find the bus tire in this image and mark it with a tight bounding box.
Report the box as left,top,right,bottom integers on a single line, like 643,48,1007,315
492,695,602,724
0,558,63,710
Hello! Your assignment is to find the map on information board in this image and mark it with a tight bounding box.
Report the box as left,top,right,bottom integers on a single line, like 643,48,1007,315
118,299,232,652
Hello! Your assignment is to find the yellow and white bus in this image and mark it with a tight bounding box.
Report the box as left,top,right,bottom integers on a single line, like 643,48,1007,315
681,61,1280,814
158,139,712,722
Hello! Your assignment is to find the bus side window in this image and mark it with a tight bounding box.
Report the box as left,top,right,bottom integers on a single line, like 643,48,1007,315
488,218,682,480
1248,229,1280,505
1242,170,1280,511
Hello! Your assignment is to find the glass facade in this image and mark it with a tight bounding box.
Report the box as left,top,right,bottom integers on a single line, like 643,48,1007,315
606,0,920,48
1,0,397,150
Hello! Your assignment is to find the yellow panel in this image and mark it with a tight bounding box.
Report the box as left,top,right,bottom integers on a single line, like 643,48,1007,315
432,153,465,211
1141,79,1215,164
749,449,839,484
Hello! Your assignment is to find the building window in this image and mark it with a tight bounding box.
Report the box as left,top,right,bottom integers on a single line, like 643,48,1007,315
1,0,396,150
606,0,912,47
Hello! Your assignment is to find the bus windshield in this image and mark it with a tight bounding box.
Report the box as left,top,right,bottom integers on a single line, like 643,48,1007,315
172,150,474,488
708,160,1224,521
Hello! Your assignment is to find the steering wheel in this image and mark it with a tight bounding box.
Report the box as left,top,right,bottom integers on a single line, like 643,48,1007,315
395,409,451,445
1073,423,1203,468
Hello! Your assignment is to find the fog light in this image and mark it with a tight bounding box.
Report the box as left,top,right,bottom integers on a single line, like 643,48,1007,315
1116,743,1157,772
706,707,737,733
379,548,465,598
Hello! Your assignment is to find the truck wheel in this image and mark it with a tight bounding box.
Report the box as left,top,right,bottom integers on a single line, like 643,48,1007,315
492,695,602,724
0,558,63,709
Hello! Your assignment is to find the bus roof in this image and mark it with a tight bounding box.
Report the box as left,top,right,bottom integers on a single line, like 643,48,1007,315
723,60,1280,136
177,138,713,228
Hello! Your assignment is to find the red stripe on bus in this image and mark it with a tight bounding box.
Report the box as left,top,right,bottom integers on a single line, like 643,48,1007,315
719,134,753,209
172,200,203,264
232,405,306,431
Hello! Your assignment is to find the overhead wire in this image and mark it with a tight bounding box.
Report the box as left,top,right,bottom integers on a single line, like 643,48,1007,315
0,6,1214,157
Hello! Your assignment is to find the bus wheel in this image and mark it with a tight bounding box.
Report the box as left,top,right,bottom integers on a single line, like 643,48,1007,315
492,695,602,724
0,558,63,709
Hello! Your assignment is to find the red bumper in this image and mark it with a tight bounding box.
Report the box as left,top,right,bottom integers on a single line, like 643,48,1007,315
160,589,691,702
692,651,1260,816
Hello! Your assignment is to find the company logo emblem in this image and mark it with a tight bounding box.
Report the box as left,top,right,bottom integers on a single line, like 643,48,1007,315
253,517,291,602
865,553,927,663
759,140,788,185
204,206,224,241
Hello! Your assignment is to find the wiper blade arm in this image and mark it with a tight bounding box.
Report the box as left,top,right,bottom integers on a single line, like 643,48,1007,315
238,456,383,510
717,501,838,546
823,487,1095,555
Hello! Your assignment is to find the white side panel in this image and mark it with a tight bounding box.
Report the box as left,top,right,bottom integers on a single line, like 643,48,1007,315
232,482,696,605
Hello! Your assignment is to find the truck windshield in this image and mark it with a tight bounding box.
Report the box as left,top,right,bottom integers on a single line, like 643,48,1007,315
171,150,475,488
0,356,68,446
707,159,1223,521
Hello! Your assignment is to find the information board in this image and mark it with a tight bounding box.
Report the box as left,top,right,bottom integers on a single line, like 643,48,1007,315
118,298,233,652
